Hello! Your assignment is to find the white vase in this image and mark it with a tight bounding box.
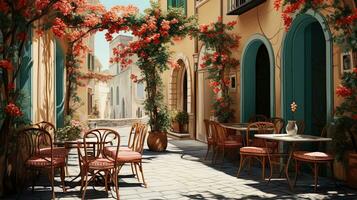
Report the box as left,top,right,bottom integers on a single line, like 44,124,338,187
286,120,298,136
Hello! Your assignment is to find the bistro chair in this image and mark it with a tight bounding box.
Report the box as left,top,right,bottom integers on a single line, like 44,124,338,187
120,122,140,152
248,114,268,123
19,128,66,199
211,121,242,165
204,119,216,160
105,124,149,187
33,121,69,174
78,128,120,199
292,126,335,191
237,122,278,180
269,117,285,134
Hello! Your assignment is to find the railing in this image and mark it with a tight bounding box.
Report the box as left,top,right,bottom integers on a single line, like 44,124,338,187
227,0,266,15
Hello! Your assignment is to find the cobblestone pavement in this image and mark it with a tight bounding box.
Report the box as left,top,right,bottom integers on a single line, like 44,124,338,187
8,126,357,200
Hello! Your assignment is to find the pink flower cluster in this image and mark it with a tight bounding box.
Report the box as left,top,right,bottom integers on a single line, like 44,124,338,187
52,18,67,37
336,86,353,97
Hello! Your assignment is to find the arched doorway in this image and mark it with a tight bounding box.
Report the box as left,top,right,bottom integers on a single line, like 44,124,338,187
240,34,275,122
169,58,191,113
282,11,333,135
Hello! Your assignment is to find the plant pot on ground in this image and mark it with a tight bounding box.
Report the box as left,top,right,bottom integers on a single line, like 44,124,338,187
147,131,168,152
170,110,189,133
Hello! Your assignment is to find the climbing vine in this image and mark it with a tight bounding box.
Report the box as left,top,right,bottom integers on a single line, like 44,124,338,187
197,17,240,122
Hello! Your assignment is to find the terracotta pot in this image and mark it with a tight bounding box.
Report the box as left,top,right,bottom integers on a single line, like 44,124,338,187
334,160,346,181
171,121,180,133
347,152,357,188
147,131,168,152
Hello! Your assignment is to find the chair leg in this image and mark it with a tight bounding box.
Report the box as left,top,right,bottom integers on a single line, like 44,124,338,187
60,167,66,192
112,168,120,199
313,163,319,192
104,170,109,193
329,161,337,187
134,163,140,182
213,147,219,165
205,144,211,160
48,168,55,200
138,161,147,188
293,160,299,187
31,170,36,192
221,148,225,166
82,171,89,200
262,157,266,180
130,163,135,175
237,155,246,178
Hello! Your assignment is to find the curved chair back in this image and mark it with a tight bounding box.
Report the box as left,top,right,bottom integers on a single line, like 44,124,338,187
203,119,212,140
132,124,148,154
81,128,120,167
212,121,227,145
246,122,277,147
248,114,268,123
19,128,54,163
128,122,140,149
269,117,285,134
33,121,56,141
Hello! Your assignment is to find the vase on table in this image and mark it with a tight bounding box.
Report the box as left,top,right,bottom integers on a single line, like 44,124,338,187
286,120,298,136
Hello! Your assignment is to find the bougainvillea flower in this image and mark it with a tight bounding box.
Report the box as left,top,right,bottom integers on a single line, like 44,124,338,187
336,86,353,97
4,103,23,117
0,60,13,71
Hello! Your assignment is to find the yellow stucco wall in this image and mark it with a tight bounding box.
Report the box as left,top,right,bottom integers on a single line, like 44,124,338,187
159,0,349,142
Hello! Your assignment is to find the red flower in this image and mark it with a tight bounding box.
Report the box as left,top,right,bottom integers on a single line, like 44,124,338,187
226,20,237,28
199,24,209,33
336,86,353,97
213,87,220,94
17,32,27,41
353,68,357,74
274,0,282,11
130,74,138,83
0,60,13,71
4,103,23,117
52,18,67,37
7,82,15,90
352,114,357,120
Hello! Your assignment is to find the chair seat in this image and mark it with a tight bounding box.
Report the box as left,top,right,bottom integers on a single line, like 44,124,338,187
240,146,271,154
39,147,69,158
104,147,142,162
26,156,65,167
84,157,115,169
293,151,334,161
217,140,242,147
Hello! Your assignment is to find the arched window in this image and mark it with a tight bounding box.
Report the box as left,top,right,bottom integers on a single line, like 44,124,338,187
110,87,113,106
116,86,119,105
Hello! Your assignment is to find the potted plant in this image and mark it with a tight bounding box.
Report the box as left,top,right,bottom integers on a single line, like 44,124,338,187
113,3,195,151
330,69,357,187
171,110,189,133
55,118,88,141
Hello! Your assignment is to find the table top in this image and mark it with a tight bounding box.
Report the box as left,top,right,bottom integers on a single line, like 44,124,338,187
220,123,274,132
220,123,251,131
54,137,111,145
254,134,332,142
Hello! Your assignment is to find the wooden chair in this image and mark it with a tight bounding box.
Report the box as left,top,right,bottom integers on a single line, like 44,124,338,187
105,124,149,187
211,121,242,165
237,122,278,180
33,121,69,174
121,122,140,151
204,119,215,160
78,128,120,199
269,117,285,134
20,128,66,199
293,126,335,191
248,114,268,123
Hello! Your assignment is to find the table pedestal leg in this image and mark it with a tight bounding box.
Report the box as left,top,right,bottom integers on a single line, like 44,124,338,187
285,142,296,190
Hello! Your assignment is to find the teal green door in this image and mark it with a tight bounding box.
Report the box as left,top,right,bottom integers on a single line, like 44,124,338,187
240,35,275,122
18,35,33,120
55,40,65,128
282,14,330,135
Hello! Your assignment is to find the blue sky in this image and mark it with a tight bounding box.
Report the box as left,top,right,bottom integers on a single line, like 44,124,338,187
95,0,151,69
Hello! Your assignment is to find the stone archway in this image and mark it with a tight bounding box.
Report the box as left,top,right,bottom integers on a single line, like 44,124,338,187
168,54,192,113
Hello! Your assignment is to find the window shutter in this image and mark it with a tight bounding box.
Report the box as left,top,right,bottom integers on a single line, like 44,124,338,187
177,0,187,14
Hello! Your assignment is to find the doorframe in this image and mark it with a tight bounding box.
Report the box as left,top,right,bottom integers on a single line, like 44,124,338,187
281,10,333,123
240,34,275,122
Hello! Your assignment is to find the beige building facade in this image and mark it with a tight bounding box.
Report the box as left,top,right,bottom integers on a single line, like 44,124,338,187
106,35,146,119
159,0,355,142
